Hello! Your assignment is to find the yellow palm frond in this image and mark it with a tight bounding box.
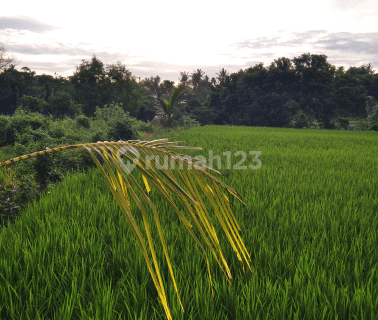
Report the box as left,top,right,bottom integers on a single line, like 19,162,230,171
0,139,252,320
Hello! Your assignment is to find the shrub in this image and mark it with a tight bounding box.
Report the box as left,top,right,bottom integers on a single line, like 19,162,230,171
14,126,51,145
90,131,106,143
48,126,66,139
368,123,378,131
0,116,10,147
76,115,91,128
5,109,49,146
93,103,148,140
64,132,83,144
335,117,349,130
48,92,82,119
132,119,152,133
20,95,48,114
288,109,309,129
94,103,126,122
108,118,135,141
175,115,201,129
0,171,39,228
366,96,378,131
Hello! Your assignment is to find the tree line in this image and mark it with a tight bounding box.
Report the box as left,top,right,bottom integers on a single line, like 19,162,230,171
1,45,377,130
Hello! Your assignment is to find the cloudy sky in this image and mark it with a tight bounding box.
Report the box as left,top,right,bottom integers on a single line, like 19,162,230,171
1,0,377,85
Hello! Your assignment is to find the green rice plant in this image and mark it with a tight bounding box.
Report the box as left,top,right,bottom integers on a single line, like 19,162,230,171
1,126,377,319
0,138,252,320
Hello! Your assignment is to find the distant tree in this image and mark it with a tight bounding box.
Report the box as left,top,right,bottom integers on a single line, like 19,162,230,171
209,86,229,125
292,53,336,92
267,57,298,92
0,65,37,114
142,75,163,98
21,67,31,73
366,96,378,130
330,73,368,117
177,70,213,122
359,73,378,101
346,63,375,76
143,78,191,130
159,80,175,97
70,56,144,118
48,91,82,119
135,98,156,122
335,66,346,75
268,57,294,73
68,55,109,117
103,61,145,117
178,71,190,85
20,95,48,114
288,108,309,129
292,53,337,127
36,74,55,102
241,63,268,89
0,45,18,71
216,68,230,86
190,69,206,90
27,73,74,108
189,69,212,105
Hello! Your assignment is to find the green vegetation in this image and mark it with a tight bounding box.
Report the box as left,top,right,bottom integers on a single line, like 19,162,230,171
0,103,200,229
1,126,377,319
1,48,378,131
1,45,377,318
0,133,250,320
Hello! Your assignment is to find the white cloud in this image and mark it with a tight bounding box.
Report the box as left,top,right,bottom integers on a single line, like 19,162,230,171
0,0,377,82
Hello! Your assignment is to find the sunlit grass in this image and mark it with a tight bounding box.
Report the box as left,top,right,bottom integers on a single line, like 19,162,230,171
1,125,377,319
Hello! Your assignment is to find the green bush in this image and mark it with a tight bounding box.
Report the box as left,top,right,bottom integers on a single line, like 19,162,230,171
48,126,66,139
174,115,201,129
366,96,378,130
0,116,10,147
94,103,126,122
48,92,82,119
14,126,51,145
76,115,90,128
288,109,309,129
0,170,39,228
90,131,106,143
132,119,151,133
93,103,150,140
0,103,155,228
5,109,50,146
64,132,83,144
21,95,48,114
108,118,135,141
368,123,378,131
335,117,349,130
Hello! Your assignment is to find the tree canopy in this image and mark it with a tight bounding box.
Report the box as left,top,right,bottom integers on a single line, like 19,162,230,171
0,47,377,130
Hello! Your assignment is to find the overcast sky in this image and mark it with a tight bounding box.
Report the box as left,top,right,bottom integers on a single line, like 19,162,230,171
1,0,377,85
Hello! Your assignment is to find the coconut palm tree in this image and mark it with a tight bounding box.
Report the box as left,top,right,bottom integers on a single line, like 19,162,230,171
144,78,192,131
0,139,252,320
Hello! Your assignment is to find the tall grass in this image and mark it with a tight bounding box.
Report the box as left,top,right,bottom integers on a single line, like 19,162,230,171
1,125,377,319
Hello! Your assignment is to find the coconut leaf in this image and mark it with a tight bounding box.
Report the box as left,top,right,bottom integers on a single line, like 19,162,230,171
0,139,252,320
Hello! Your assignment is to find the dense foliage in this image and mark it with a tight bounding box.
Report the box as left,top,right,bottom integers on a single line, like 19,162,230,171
1,53,377,130
0,102,199,228
1,49,377,227
202,55,377,129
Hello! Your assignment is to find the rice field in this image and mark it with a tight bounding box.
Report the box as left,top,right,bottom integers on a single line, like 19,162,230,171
0,125,377,319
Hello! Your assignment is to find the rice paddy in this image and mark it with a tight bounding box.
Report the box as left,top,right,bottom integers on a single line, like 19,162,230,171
0,125,377,319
